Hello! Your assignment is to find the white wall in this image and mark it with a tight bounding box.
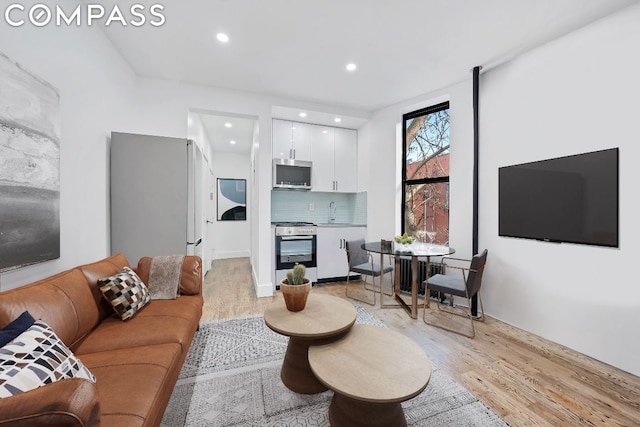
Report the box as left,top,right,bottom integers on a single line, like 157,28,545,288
364,3,640,376
186,113,214,273
0,0,136,290
116,79,279,297
359,85,474,260
210,152,251,260
0,17,370,295
121,79,368,296
250,121,264,295
5,0,634,377
479,4,640,376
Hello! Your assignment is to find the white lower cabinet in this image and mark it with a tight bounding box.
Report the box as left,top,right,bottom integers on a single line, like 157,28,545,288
317,226,366,280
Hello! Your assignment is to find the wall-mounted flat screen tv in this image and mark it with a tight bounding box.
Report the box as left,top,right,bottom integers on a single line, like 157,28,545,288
499,148,618,248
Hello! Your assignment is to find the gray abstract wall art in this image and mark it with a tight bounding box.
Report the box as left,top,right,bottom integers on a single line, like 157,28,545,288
0,52,60,272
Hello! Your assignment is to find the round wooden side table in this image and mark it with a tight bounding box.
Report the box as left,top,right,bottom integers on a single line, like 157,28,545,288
309,324,432,427
264,293,357,394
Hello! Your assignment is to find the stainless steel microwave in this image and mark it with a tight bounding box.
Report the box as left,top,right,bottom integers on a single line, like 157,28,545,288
273,158,312,190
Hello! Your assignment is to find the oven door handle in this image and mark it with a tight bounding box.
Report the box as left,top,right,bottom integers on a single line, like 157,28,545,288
280,235,314,241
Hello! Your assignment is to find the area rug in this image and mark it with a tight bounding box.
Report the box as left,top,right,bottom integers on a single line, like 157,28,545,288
161,305,509,426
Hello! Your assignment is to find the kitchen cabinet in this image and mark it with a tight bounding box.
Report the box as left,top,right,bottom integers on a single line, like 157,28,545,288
317,226,366,280
311,126,357,193
272,119,312,161
333,128,358,192
310,126,335,192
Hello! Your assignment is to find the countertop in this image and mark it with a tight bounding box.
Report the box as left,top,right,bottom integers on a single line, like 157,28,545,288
270,222,366,228
317,223,366,227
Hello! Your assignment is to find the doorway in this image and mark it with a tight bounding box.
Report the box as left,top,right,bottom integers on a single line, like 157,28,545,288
187,109,258,273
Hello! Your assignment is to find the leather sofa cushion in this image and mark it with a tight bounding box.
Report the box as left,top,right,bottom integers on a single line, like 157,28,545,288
73,295,202,355
79,343,182,427
0,269,100,348
78,253,131,322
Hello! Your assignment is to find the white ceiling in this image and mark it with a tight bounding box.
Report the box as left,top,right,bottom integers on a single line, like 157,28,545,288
190,111,256,155
100,0,638,152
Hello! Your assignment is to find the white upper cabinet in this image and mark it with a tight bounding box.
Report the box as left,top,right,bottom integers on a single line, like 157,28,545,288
272,119,312,161
272,119,292,159
311,125,357,193
291,123,312,161
273,119,357,192
333,128,357,193
311,126,335,192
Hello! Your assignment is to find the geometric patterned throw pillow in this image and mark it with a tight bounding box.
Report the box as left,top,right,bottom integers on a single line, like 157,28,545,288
0,320,96,398
98,266,151,321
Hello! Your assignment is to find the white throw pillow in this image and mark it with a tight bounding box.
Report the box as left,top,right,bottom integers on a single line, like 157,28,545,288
0,320,96,398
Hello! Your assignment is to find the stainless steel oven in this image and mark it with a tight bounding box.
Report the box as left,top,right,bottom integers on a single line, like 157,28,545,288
275,222,317,286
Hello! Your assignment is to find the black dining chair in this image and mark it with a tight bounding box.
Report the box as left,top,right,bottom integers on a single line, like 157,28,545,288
345,239,393,305
423,249,488,338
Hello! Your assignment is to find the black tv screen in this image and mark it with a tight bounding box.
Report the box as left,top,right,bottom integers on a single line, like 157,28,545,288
499,148,618,248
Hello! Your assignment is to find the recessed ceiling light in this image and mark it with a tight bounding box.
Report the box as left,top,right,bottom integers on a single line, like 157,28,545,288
334,117,342,123
346,63,357,72
229,140,236,145
216,32,229,43
322,130,328,134
224,123,232,128
299,112,307,118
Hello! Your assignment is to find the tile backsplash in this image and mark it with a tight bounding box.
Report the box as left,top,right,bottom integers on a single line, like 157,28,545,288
271,191,367,225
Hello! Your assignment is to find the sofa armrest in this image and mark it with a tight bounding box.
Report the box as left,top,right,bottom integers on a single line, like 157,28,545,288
0,378,100,427
136,255,203,296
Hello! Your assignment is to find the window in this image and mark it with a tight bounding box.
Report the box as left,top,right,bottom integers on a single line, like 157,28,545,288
402,102,450,244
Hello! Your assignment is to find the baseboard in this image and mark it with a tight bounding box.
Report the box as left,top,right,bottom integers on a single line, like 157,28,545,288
316,275,360,284
213,250,250,260
255,280,274,298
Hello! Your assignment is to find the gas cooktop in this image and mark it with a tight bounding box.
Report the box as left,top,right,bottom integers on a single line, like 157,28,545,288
274,222,317,236
273,222,316,227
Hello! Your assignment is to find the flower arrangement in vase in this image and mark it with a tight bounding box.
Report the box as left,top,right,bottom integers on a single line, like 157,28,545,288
280,263,311,311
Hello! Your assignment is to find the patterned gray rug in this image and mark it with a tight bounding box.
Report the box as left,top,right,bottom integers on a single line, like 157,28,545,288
161,305,509,426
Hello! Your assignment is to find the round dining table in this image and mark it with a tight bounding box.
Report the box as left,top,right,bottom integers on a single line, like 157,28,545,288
362,241,455,319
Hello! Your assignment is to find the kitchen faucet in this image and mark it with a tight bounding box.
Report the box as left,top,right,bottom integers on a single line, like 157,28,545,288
329,201,336,222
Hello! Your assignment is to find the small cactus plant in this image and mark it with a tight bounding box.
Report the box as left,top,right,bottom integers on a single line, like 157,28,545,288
286,263,307,285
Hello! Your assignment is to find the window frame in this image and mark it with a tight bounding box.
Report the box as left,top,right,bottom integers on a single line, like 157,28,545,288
401,101,450,236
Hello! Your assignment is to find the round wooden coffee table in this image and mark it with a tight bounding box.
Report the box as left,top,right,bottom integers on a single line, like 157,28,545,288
264,293,357,394
308,324,432,427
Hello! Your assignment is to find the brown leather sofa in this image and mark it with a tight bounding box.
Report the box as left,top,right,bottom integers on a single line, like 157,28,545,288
0,253,204,427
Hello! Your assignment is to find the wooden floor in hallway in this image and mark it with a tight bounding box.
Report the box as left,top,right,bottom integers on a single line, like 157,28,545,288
201,258,640,427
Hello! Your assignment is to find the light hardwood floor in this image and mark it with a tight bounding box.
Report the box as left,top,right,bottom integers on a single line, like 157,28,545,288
201,258,640,427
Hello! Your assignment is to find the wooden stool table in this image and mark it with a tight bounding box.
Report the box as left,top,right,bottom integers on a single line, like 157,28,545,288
264,293,357,394
308,324,432,427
